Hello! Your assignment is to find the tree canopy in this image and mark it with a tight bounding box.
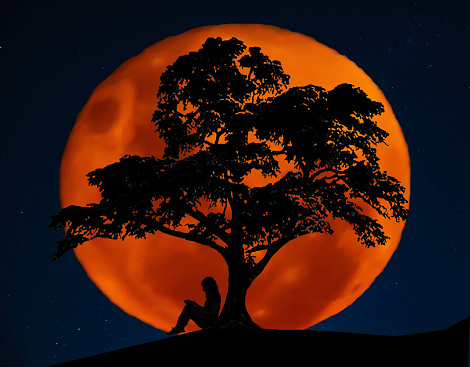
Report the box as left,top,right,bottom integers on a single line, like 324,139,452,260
50,37,408,327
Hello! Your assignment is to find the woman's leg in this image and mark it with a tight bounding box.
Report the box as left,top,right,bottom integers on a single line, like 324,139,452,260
175,304,211,330
174,305,192,329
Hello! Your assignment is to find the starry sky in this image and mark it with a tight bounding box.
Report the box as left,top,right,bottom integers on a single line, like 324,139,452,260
1,0,469,366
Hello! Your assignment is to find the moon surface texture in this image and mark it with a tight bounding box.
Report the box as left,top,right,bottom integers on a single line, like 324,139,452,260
60,24,410,332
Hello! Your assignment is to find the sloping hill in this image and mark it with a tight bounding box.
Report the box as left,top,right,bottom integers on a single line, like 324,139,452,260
52,317,469,366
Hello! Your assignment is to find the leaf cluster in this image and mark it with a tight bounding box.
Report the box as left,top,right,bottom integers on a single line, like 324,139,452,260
152,37,289,160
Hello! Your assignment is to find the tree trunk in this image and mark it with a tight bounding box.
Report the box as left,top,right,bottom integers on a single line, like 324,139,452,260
214,196,259,329
214,265,259,329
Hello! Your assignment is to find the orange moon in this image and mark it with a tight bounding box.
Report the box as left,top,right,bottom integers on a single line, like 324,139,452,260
60,24,410,332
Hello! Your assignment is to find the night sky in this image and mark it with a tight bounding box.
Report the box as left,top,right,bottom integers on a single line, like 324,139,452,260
1,0,469,366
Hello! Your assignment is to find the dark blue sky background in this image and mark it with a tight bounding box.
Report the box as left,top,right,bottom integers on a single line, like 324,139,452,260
1,0,469,366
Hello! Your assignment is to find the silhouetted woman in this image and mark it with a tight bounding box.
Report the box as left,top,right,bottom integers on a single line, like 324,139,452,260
167,276,221,335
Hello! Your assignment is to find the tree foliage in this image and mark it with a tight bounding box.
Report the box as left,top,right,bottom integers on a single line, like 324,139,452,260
50,37,408,324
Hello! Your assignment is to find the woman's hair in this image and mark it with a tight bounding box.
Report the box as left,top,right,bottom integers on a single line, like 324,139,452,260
201,276,220,299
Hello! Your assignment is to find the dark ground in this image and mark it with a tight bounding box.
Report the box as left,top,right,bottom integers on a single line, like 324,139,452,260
52,317,469,366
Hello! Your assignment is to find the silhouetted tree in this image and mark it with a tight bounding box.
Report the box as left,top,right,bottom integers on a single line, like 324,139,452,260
50,37,409,329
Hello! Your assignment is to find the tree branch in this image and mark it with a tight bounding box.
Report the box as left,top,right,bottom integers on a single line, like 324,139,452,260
309,167,342,182
156,223,226,257
248,237,291,284
271,149,287,156
246,245,269,254
187,208,231,245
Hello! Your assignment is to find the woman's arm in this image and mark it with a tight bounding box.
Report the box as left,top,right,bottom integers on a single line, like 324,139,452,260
184,300,203,311
186,300,218,317
202,303,219,318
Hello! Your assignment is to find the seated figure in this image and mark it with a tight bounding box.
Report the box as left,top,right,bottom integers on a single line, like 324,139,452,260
167,276,221,335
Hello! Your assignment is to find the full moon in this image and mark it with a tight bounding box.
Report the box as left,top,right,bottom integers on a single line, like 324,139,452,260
60,24,410,332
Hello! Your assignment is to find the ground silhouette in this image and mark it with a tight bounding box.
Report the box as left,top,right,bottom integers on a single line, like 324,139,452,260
51,317,469,366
